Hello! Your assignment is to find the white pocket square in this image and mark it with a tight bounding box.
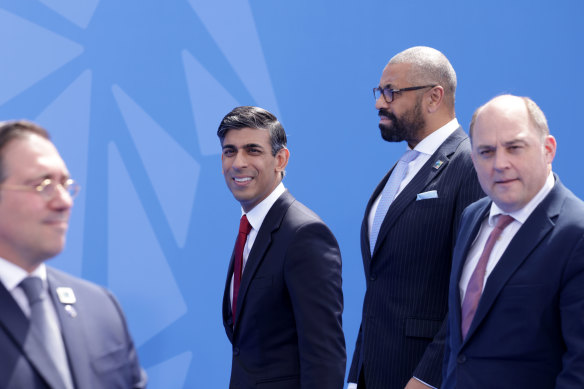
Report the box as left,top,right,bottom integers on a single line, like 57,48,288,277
416,190,438,200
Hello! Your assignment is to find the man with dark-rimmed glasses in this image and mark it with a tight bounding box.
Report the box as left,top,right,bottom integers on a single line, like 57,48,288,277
0,120,146,388
348,46,484,389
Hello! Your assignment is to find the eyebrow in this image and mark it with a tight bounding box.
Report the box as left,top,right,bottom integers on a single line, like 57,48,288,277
222,143,265,150
24,173,71,184
475,139,528,150
502,139,528,147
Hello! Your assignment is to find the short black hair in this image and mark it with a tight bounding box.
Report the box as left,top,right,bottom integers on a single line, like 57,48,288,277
217,106,287,156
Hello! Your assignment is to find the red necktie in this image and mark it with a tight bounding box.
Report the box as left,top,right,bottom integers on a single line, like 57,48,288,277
232,215,252,322
461,214,514,339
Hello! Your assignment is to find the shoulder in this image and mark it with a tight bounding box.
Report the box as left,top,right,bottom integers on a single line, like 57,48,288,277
553,183,584,231
46,267,119,307
273,193,338,243
287,199,323,225
47,267,104,292
271,191,326,228
461,196,490,220
449,135,473,165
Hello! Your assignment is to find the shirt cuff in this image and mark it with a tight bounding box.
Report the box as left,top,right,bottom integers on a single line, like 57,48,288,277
413,376,437,389
347,383,358,389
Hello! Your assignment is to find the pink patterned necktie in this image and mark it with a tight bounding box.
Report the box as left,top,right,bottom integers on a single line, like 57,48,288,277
232,215,252,322
461,214,514,339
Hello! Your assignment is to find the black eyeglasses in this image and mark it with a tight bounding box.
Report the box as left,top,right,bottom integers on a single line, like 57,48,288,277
373,84,437,103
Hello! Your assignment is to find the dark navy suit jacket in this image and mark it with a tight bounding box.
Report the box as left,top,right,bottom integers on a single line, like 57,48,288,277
222,191,346,389
348,127,484,388
443,177,584,389
0,267,146,389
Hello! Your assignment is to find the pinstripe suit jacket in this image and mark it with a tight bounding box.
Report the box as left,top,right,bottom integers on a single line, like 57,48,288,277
348,127,484,388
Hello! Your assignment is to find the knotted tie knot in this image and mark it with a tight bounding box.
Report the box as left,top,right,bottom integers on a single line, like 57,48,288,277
20,276,45,305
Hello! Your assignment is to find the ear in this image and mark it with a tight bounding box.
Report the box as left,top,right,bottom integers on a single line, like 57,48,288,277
426,86,444,113
543,135,557,164
275,147,290,173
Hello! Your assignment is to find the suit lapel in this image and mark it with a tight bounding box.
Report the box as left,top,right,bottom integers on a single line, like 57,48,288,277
222,248,236,340
0,273,68,389
464,181,563,342
371,127,467,258
233,191,293,333
47,268,90,389
0,282,29,351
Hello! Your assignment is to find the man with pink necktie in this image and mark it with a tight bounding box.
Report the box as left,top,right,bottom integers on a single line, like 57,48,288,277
443,95,584,388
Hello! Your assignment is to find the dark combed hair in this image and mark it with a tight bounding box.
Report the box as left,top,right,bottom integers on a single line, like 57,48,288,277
0,120,50,183
217,106,287,156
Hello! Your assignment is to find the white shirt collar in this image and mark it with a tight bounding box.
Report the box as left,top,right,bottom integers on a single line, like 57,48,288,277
243,182,286,231
0,257,47,292
412,118,459,155
488,171,555,225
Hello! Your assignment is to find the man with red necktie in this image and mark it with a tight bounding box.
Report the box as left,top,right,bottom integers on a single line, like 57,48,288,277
218,106,346,389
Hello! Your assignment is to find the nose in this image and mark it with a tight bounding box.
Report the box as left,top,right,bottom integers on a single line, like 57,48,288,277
49,184,74,210
375,95,387,110
375,94,388,110
493,150,510,171
232,150,248,169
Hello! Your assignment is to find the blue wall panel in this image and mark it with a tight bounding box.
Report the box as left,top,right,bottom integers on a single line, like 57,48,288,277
1,1,582,387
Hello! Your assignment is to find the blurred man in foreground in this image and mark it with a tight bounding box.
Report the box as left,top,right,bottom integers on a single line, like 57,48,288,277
0,120,146,389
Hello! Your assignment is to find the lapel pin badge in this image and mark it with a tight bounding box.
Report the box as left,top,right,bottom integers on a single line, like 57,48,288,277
64,304,78,318
56,287,76,304
433,160,444,170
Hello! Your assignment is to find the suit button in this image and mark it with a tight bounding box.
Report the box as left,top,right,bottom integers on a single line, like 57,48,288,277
233,347,240,356
370,273,377,281
457,354,466,364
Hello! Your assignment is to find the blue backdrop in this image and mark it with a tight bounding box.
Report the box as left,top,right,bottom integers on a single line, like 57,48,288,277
1,1,582,387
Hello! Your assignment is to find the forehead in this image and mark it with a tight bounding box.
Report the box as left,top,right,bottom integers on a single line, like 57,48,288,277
380,62,412,86
223,127,271,146
2,134,67,178
472,101,534,143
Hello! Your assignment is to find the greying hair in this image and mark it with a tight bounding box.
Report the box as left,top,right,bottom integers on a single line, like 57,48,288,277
0,120,50,183
390,46,457,108
469,95,549,140
217,106,287,156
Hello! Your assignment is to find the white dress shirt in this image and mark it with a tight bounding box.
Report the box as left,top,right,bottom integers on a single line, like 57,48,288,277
229,182,286,305
0,258,51,318
459,172,555,302
368,118,459,234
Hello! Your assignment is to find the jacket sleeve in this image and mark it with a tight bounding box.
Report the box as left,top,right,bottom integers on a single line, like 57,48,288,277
556,234,584,388
284,221,346,389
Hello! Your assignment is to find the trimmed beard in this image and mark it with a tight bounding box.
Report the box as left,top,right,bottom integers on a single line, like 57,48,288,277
379,97,425,143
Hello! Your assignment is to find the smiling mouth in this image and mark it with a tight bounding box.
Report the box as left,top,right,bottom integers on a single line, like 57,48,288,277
233,177,252,183
44,220,69,230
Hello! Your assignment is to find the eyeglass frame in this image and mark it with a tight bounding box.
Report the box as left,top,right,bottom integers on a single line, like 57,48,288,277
0,178,80,200
373,84,437,103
